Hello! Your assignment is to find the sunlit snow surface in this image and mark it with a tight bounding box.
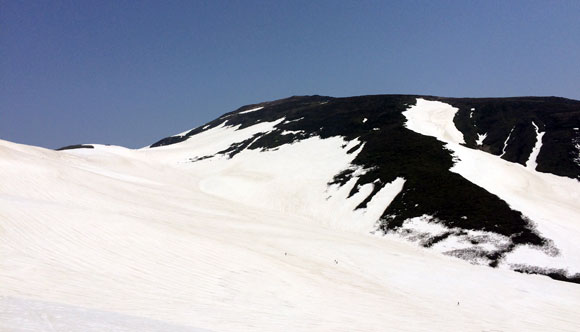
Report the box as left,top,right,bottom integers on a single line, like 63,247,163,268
526,121,545,170
0,297,212,332
1,112,580,331
404,99,580,275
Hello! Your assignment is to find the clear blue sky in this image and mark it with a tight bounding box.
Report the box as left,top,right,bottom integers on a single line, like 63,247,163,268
2,0,579,149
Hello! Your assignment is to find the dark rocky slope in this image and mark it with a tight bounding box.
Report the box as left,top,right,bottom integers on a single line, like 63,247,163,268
442,96,580,179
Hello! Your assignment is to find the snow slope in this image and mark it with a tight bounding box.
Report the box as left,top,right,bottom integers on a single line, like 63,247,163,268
404,99,580,276
1,117,580,331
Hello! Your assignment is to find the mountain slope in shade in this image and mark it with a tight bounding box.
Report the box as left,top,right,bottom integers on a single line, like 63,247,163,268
1,94,579,331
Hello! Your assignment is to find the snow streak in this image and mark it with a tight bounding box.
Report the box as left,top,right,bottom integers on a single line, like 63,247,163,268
526,121,545,170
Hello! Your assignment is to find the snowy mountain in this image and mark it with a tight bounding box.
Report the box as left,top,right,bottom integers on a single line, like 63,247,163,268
1,95,580,331
150,95,580,281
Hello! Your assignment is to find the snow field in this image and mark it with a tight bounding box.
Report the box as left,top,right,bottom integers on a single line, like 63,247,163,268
1,115,580,331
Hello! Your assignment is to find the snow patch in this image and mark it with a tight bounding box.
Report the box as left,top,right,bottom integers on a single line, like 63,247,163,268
239,106,264,114
281,130,304,136
476,133,487,146
526,121,545,170
404,99,465,144
500,126,515,158
283,117,304,124
571,134,580,168
390,215,511,265
395,215,449,240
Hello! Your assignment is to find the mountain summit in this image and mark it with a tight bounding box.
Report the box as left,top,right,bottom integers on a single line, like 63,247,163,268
2,95,580,331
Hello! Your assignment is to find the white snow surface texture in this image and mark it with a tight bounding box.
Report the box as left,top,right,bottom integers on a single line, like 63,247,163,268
1,106,580,331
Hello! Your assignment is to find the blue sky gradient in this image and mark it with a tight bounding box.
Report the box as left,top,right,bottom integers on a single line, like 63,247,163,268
2,0,579,148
